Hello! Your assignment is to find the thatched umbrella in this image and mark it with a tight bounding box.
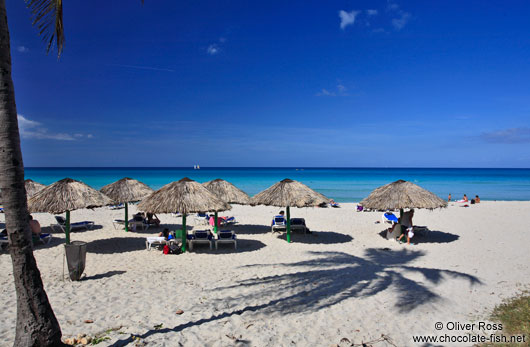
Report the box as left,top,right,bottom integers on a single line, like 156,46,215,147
100,177,154,232
250,178,329,243
25,179,46,198
28,178,112,244
360,179,447,218
203,178,250,233
138,177,230,252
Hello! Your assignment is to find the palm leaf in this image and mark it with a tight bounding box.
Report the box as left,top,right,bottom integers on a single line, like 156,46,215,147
25,0,64,57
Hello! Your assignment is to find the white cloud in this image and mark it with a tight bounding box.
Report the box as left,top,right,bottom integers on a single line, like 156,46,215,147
392,12,411,30
17,114,93,141
316,89,336,97
339,10,359,30
16,46,29,53
387,2,411,30
207,44,219,55
316,84,348,97
366,9,378,16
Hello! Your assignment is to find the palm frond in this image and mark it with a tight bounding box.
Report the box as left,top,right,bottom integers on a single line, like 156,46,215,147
25,0,64,57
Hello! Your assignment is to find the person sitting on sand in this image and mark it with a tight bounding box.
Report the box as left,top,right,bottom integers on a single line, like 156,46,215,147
146,212,160,227
463,194,468,202
397,209,414,245
475,195,480,203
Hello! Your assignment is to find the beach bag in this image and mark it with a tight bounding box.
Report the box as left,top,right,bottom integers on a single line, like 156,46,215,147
163,245,170,254
471,199,475,204
407,228,414,238
169,244,182,255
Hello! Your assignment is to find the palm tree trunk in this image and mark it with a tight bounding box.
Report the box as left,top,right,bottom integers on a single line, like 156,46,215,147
0,1,64,345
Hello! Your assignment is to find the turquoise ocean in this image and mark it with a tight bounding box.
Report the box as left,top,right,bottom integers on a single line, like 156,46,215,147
24,168,530,202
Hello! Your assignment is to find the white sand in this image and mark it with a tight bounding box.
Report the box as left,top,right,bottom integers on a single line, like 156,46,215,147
0,201,529,346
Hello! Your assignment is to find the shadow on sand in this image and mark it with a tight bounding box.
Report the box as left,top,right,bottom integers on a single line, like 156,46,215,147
87,237,147,254
109,248,481,346
231,224,271,235
83,270,126,281
378,229,460,244
88,236,266,255
187,238,266,254
277,230,353,244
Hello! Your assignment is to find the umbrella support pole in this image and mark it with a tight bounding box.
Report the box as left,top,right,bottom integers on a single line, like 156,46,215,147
214,211,218,234
125,202,129,232
65,210,71,244
181,214,187,253
399,208,404,223
286,206,292,243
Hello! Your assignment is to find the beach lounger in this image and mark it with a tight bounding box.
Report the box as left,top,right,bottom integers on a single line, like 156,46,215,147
33,233,52,245
382,212,399,224
109,203,124,210
145,236,167,251
112,219,150,231
194,213,210,225
386,223,402,240
290,218,310,234
188,229,213,251
0,236,8,250
271,215,287,233
222,216,237,225
215,230,237,250
51,216,94,233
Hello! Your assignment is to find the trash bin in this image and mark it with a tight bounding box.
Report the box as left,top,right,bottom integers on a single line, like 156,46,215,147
64,241,87,281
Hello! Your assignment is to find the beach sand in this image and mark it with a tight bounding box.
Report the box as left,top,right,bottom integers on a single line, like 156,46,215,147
0,201,529,346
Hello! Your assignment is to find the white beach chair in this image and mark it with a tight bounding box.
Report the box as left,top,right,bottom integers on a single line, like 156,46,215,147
0,236,8,250
271,215,287,233
51,216,94,233
386,223,402,241
215,230,237,250
112,219,150,231
382,212,399,224
289,218,310,234
145,236,167,251
188,229,213,251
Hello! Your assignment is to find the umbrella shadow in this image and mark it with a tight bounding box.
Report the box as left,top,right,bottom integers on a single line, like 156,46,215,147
108,248,481,346
277,231,353,244
232,224,271,235
83,270,126,281
87,237,147,254
188,239,266,254
378,229,459,244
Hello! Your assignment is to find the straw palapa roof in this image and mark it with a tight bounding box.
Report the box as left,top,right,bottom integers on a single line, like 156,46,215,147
25,179,46,198
360,179,447,210
138,177,231,214
250,178,329,208
100,177,154,203
203,178,250,204
28,178,113,214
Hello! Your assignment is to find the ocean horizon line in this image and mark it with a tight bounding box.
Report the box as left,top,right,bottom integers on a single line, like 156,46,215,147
24,166,530,170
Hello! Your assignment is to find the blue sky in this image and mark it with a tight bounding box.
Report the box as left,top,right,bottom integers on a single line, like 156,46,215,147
7,0,530,167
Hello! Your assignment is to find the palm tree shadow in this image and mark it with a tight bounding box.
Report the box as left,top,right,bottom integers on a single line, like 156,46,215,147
109,248,481,346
